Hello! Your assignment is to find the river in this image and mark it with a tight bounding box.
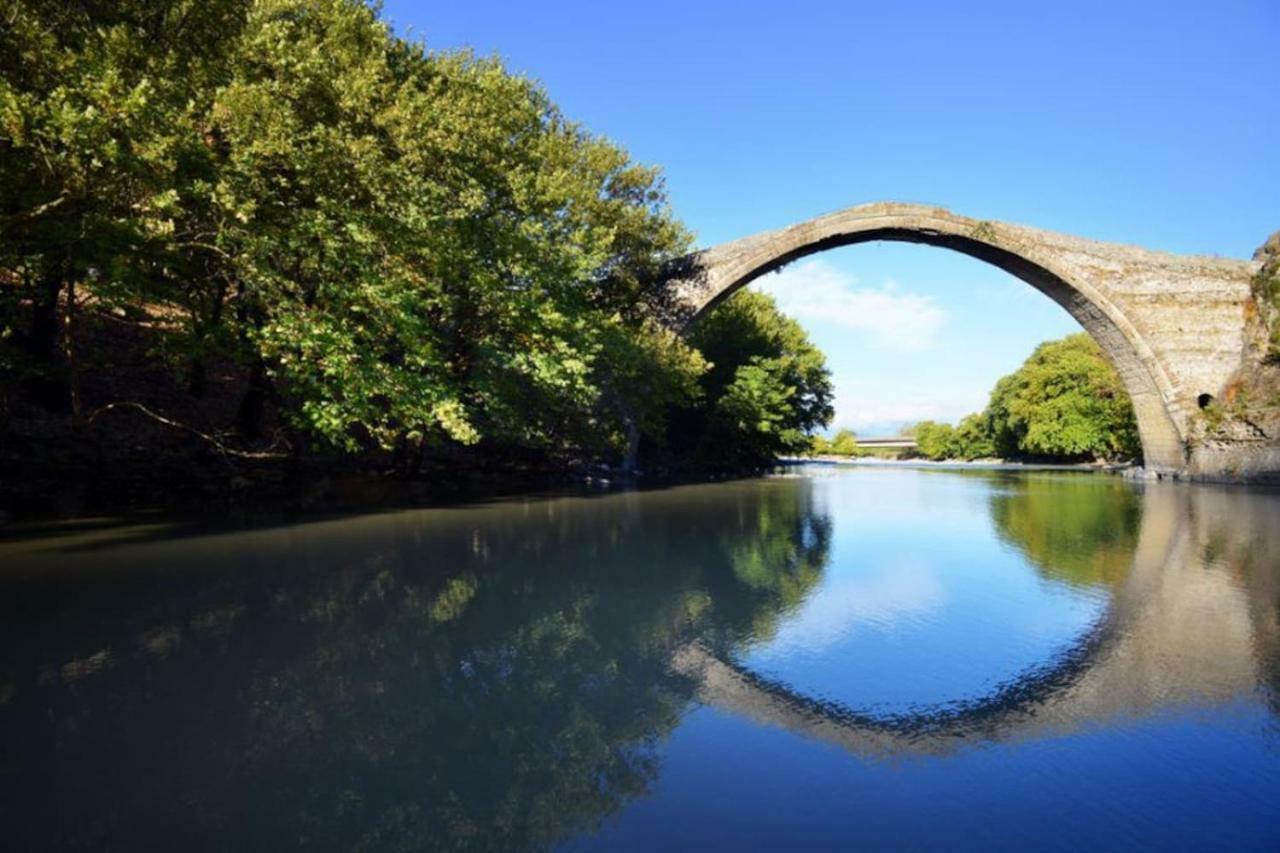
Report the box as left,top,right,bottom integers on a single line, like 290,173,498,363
1,467,1278,850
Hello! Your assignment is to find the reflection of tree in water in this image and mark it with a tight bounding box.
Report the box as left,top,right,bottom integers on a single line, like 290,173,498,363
711,487,832,649
988,474,1142,590
0,480,830,851
993,476,1280,723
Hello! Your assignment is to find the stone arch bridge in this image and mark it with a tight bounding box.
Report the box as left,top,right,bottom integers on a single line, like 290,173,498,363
661,202,1273,479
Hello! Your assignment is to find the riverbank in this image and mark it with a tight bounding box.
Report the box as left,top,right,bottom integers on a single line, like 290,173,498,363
0,442,1135,530
778,456,1134,474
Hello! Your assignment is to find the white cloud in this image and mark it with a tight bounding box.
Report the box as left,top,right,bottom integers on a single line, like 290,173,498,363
827,384,987,436
750,561,947,658
754,259,946,351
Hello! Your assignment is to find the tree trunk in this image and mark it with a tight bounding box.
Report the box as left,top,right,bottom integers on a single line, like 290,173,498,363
189,277,227,399
187,358,207,398
233,282,267,440
62,277,83,425
235,357,268,441
621,412,640,477
24,261,67,411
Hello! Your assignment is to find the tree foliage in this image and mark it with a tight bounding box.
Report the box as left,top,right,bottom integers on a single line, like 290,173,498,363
672,289,834,469
913,420,956,461
986,334,1140,461
909,333,1141,463
1,0,715,471
0,0,250,404
829,428,858,456
952,413,996,459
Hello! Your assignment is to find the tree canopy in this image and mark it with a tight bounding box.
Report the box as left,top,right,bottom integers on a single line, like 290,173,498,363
0,0,731,480
668,289,834,470
908,333,1141,463
986,333,1140,461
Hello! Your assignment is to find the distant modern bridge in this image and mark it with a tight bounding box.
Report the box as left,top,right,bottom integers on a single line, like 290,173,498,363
662,202,1277,480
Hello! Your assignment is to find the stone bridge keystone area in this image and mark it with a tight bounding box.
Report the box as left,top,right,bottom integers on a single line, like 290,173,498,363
660,202,1276,480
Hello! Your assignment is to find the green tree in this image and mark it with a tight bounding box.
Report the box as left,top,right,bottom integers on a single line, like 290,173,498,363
808,433,832,456
206,1,702,457
910,334,1138,463
2,0,707,474
913,420,957,460
952,413,995,460
987,333,1140,461
592,318,706,468
674,289,834,469
0,0,249,411
829,428,858,456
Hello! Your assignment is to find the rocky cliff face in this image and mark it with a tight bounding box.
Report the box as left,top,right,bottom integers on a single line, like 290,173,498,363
1185,231,1280,483
1251,231,1280,361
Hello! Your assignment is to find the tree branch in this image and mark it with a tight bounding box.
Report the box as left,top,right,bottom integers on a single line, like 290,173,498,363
1,192,71,233
86,402,290,461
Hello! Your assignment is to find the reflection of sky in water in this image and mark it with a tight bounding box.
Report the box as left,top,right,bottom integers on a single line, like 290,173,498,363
570,471,1280,852
739,470,1109,712
758,557,948,649
570,698,1280,853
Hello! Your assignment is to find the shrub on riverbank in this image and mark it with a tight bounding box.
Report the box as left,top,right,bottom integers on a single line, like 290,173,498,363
806,429,861,458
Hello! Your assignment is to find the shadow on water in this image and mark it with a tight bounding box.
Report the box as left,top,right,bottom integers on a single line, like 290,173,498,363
0,475,753,557
0,472,1277,849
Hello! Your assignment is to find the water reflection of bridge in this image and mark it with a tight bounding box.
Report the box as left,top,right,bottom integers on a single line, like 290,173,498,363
671,485,1278,758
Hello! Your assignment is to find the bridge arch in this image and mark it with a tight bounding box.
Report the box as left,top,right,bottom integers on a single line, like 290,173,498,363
662,202,1261,473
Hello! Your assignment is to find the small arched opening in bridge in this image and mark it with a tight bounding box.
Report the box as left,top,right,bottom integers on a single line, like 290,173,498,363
667,204,1193,471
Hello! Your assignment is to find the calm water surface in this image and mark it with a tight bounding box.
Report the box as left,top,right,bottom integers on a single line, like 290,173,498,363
2,467,1278,850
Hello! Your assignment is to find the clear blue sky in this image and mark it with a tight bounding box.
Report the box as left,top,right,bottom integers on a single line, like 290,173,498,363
383,0,1278,434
